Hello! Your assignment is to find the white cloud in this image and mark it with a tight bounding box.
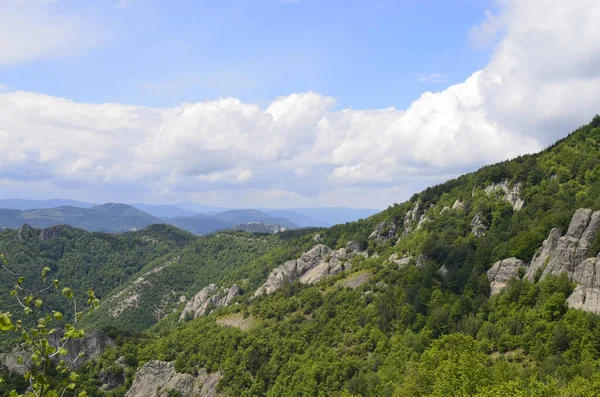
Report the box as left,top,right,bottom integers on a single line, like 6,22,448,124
0,1,106,66
1,0,600,207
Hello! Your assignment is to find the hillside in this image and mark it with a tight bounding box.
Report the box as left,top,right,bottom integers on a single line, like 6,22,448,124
0,203,163,233
3,116,600,396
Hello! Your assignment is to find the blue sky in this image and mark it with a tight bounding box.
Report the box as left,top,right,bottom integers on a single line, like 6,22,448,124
2,0,491,109
1,0,599,209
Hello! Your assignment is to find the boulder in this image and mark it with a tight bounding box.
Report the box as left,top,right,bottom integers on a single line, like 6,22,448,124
487,258,525,295
125,360,221,397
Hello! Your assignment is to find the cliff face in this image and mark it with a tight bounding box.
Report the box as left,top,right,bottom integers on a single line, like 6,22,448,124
488,208,600,314
125,360,221,397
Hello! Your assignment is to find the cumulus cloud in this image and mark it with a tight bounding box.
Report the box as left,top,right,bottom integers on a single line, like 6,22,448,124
1,0,599,207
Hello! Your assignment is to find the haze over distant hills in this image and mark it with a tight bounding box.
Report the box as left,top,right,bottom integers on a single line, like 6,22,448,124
0,199,379,234
0,199,378,229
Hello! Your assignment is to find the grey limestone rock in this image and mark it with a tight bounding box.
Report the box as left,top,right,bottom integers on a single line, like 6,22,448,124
125,360,221,397
254,242,366,296
487,258,525,295
369,221,398,242
484,180,524,211
470,214,487,238
180,284,240,320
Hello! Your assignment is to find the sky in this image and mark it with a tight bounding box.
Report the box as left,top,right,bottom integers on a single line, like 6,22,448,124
1,0,599,209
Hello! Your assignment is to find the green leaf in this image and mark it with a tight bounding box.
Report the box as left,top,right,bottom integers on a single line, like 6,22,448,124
41,266,51,279
34,299,43,308
62,287,73,299
0,313,12,331
52,310,63,320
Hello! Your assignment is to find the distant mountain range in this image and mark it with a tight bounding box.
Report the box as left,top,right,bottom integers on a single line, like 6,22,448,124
0,203,161,233
0,199,379,229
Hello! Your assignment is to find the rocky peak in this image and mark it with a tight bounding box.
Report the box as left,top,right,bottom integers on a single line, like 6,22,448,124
39,225,63,241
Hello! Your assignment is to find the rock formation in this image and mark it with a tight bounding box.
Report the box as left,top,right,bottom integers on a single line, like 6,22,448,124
253,242,365,297
233,222,289,234
387,253,413,268
368,221,398,242
0,330,115,375
39,225,64,241
402,202,421,236
484,180,524,211
566,254,600,314
525,209,600,281
487,258,525,295
489,209,600,314
125,360,221,397
180,284,240,320
470,214,487,238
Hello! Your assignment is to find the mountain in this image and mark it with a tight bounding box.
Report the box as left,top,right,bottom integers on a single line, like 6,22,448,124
129,203,199,218
0,203,163,233
0,198,95,211
167,209,299,235
4,116,600,396
264,207,379,227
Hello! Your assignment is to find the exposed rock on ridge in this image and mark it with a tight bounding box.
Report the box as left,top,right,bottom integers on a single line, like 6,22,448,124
180,284,240,321
484,180,524,211
125,360,221,397
253,242,365,297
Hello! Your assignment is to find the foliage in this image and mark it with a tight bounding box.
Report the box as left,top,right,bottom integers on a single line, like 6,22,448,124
0,254,97,397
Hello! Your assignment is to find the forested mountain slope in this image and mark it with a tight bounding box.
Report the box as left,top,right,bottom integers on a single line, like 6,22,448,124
3,116,600,396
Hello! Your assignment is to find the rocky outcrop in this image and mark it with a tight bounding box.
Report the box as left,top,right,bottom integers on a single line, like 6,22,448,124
452,199,464,210
484,180,524,211
16,224,34,240
470,214,487,238
234,222,289,234
1,330,115,375
388,253,413,268
526,209,600,282
253,242,365,297
39,225,64,241
490,209,600,315
566,254,600,314
125,360,221,397
402,202,421,236
180,284,240,320
487,258,525,295
100,356,129,391
369,221,398,242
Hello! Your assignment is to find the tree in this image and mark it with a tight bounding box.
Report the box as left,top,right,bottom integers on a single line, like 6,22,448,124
0,253,99,397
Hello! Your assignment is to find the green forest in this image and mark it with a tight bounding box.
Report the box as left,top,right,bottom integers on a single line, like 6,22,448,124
3,116,600,396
